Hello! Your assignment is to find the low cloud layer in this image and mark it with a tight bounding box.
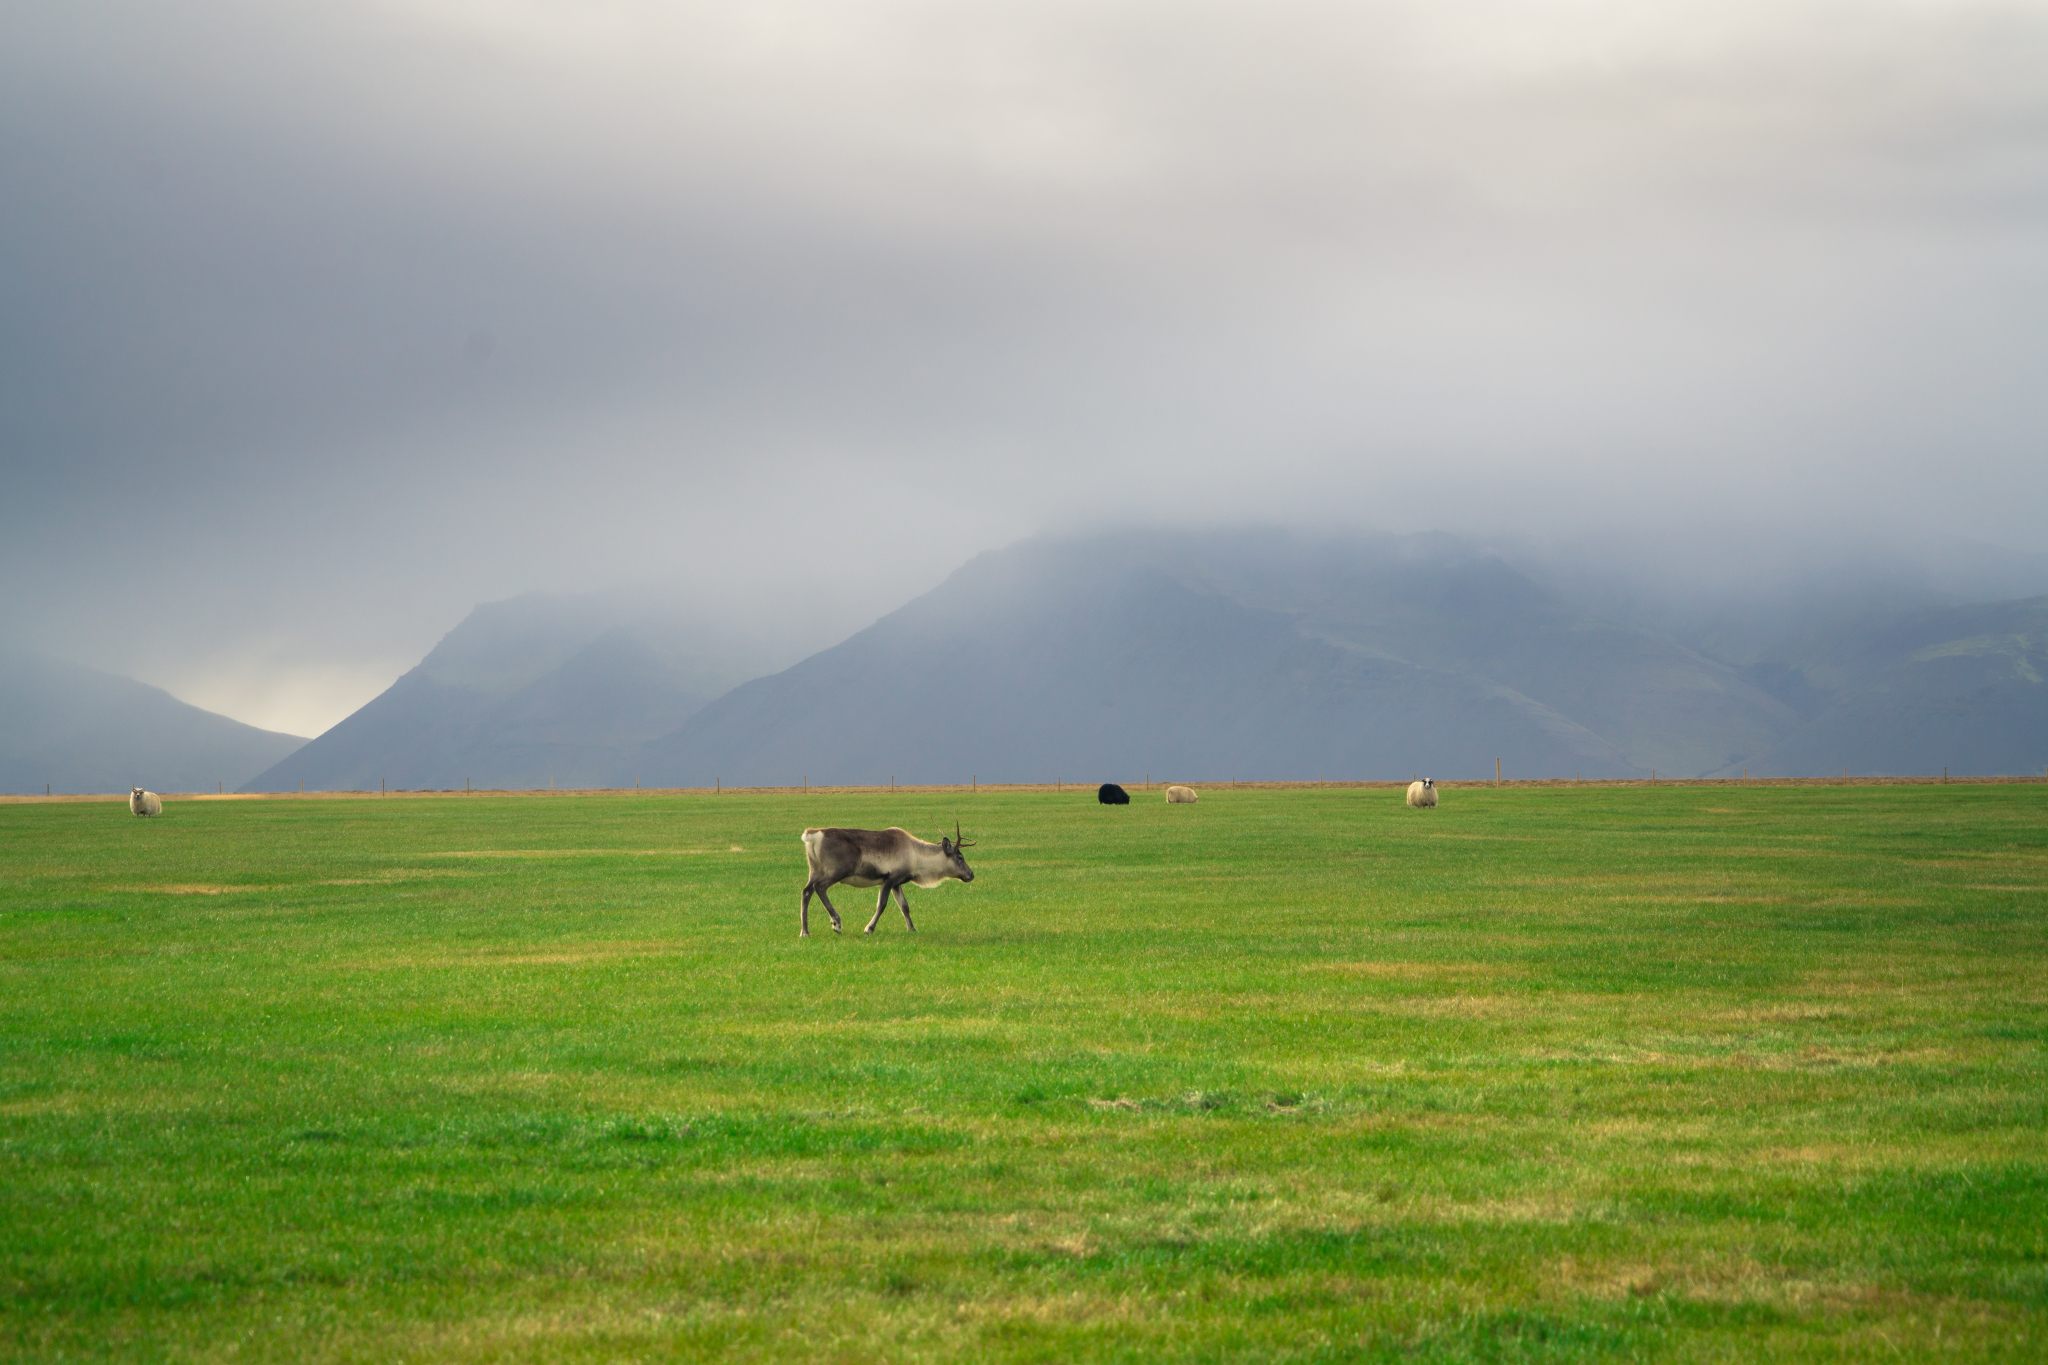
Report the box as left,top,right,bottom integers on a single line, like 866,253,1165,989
5,0,2045,735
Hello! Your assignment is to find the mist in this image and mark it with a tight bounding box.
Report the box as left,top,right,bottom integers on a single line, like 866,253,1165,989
4,0,2045,736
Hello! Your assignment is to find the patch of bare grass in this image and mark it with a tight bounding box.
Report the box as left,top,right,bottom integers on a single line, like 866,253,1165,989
422,848,739,858
337,939,702,970
1614,892,1787,905
1307,961,1526,981
1367,992,1602,1020
1715,1004,1852,1023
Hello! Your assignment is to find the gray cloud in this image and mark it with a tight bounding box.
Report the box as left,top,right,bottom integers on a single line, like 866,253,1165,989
4,0,2045,734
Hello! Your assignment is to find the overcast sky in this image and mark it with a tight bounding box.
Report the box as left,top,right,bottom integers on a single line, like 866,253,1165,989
5,0,2046,736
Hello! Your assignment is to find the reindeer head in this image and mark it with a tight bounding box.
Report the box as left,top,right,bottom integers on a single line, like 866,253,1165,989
941,819,976,882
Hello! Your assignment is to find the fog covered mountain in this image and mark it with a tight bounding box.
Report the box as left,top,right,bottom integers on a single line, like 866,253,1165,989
1700,596,2048,779
0,644,306,794
635,530,2048,785
637,533,1762,786
1505,529,2048,669
1502,532,2048,778
239,529,2048,790
241,591,831,792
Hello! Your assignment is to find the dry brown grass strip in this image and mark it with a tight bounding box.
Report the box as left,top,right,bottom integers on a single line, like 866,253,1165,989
421,847,741,858
1307,961,1527,981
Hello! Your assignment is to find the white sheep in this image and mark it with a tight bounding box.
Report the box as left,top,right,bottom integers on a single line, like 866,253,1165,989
1165,785,1199,804
130,787,163,817
1406,779,1437,809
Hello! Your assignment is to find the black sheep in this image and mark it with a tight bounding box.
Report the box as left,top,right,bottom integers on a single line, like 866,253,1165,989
1098,782,1130,805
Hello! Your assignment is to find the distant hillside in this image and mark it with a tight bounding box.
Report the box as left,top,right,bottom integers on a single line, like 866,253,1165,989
1708,596,2048,778
0,644,306,794
633,536,1646,786
632,530,2048,784
1502,528,2048,670
241,592,832,792
241,529,2048,790
1142,530,1799,776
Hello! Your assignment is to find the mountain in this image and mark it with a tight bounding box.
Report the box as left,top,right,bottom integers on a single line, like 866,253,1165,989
633,530,2048,784
0,644,307,794
1143,531,1800,776
241,591,831,791
1707,596,2048,778
634,535,1662,786
1501,528,2048,669
241,529,2048,791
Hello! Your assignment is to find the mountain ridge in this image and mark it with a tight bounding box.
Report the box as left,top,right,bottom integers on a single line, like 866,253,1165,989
229,529,2048,790
0,644,307,794
633,538,1646,785
241,590,845,791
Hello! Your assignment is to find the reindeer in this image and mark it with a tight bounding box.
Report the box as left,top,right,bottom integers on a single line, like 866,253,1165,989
799,823,975,937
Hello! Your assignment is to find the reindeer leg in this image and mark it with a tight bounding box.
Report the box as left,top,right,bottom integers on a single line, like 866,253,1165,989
864,880,895,934
895,883,916,932
801,881,810,938
794,879,835,933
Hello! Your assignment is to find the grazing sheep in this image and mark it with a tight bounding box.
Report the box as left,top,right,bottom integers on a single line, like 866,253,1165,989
1165,785,1199,804
1098,782,1130,805
1406,779,1437,809
130,787,163,817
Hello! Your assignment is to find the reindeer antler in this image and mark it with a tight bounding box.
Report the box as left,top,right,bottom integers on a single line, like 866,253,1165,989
954,817,976,848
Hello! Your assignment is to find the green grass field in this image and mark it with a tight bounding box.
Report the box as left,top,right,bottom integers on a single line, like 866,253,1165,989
2,784,2044,1362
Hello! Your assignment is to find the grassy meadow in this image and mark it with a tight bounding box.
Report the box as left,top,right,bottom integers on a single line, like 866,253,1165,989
1,782,2044,1362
